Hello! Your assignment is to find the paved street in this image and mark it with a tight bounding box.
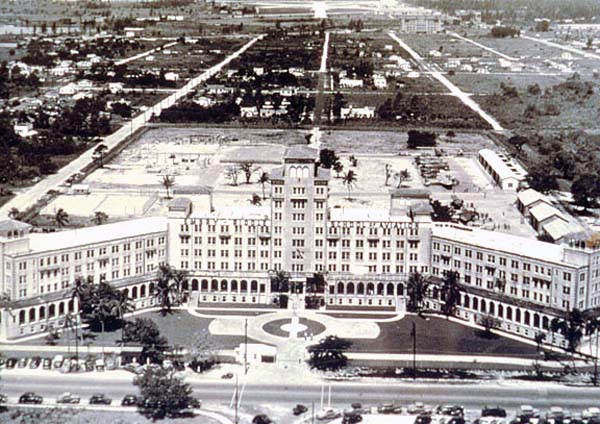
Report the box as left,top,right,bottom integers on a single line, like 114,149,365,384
2,371,600,411
0,35,263,219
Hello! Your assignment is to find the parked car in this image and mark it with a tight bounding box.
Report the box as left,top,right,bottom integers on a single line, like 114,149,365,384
42,358,52,370
416,414,433,424
6,358,17,369
167,408,196,418
121,395,139,407
57,392,81,404
17,357,28,368
29,357,42,369
19,392,43,404
52,355,64,369
188,398,201,409
89,394,112,405
438,405,464,417
0,358,6,368
0,394,7,404
317,408,341,421
221,372,234,379
378,404,396,414
482,407,507,418
293,404,308,415
343,409,363,424
408,402,428,414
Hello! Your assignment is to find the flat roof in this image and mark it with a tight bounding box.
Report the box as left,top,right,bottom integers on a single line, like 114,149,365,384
27,217,167,254
479,149,527,181
543,219,578,241
0,219,31,233
330,208,412,223
432,224,575,267
191,206,270,221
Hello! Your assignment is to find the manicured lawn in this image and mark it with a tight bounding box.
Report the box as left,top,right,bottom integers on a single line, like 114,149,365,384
350,315,539,357
20,310,254,350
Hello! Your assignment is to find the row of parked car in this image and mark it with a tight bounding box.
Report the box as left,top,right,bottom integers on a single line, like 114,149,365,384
6,392,201,414
291,403,600,424
1,355,114,373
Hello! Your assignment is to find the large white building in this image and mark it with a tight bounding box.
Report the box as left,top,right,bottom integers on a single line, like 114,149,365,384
1,146,599,346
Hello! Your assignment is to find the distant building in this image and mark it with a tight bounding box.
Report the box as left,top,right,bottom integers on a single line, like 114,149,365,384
478,149,527,191
339,78,364,89
340,105,376,119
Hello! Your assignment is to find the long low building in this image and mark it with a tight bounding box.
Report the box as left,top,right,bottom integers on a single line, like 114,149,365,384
1,145,599,347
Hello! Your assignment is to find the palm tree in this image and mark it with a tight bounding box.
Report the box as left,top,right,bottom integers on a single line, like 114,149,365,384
92,211,108,225
585,317,600,385
54,208,70,227
258,172,270,199
553,308,585,353
93,143,108,168
396,169,410,188
226,166,241,186
384,164,392,186
161,175,175,199
249,193,262,206
407,272,429,314
343,170,357,199
155,264,186,315
440,270,461,317
8,207,20,219
534,332,545,353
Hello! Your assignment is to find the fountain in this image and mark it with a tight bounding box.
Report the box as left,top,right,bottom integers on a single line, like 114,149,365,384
280,297,307,338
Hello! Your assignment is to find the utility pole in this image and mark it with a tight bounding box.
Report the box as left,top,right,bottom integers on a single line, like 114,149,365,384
411,320,416,379
234,374,239,424
244,318,248,375
312,402,315,424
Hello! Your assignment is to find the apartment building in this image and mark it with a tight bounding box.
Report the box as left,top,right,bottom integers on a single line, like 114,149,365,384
0,217,167,340
2,145,600,343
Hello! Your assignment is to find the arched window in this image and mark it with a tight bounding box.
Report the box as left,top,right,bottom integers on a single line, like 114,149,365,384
386,283,394,296
357,283,365,295
49,304,56,318
182,280,189,291
533,313,540,328
337,282,345,294
241,280,248,292
498,304,504,318
59,302,65,315
140,285,146,298
472,297,479,311
302,167,309,179
149,283,155,294
542,316,549,330
123,288,130,299
68,300,74,312
29,308,36,322
211,280,218,291
488,302,495,316
516,309,521,323
39,306,46,320
524,311,531,326
463,295,470,309
480,299,486,313
19,310,26,324
221,280,228,292
432,287,439,300
231,280,238,292
202,279,209,291
397,283,404,296
347,282,355,295
251,280,258,292
132,286,138,299
191,279,198,291
366,283,374,295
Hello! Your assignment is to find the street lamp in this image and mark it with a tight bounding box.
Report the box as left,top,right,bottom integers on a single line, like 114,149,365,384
410,314,430,379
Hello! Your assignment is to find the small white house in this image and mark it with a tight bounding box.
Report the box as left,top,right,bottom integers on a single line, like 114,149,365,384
108,82,124,94
339,78,363,89
234,343,276,364
340,105,376,119
164,72,179,82
240,105,259,118
59,83,78,96
373,74,387,89
14,123,38,138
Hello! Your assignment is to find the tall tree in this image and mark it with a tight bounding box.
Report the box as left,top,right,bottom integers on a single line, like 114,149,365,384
407,272,429,313
307,335,352,371
92,211,108,225
54,208,70,227
155,264,186,315
571,173,600,210
553,308,585,353
249,193,262,206
342,170,357,199
161,175,175,199
240,162,259,184
124,318,169,365
440,271,461,317
258,171,270,199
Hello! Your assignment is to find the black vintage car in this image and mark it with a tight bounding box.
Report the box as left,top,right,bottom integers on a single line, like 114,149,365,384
89,394,112,405
19,392,43,404
121,395,139,407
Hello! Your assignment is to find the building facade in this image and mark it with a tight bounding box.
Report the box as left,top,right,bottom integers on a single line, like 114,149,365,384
1,146,600,344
